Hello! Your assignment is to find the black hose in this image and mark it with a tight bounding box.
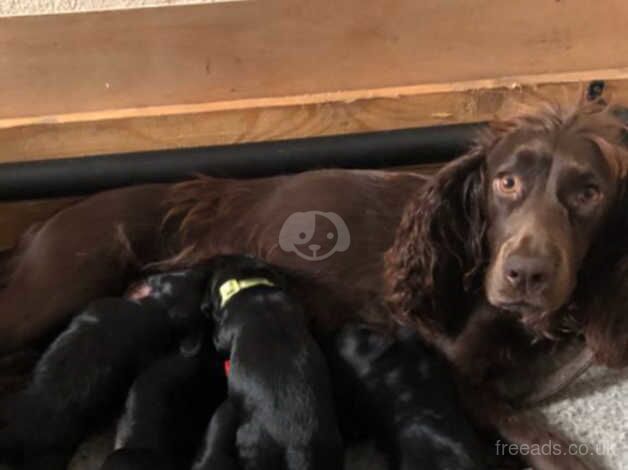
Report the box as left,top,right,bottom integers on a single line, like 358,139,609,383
0,123,484,200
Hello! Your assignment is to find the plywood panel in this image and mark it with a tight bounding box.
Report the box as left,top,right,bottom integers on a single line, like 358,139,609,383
2,0,628,120
0,0,628,163
2,79,628,163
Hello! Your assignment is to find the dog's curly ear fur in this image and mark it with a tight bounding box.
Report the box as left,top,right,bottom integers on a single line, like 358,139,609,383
570,104,628,368
571,105,628,367
582,260,628,368
384,143,489,338
581,173,628,368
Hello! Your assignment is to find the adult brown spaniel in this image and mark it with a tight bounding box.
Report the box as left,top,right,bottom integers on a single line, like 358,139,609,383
0,98,626,469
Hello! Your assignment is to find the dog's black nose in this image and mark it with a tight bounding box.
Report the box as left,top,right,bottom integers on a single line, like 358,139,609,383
504,254,554,294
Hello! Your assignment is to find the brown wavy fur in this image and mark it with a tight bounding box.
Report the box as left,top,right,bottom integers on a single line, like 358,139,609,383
156,176,259,269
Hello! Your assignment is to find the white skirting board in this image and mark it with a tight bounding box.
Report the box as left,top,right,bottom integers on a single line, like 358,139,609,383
0,0,240,17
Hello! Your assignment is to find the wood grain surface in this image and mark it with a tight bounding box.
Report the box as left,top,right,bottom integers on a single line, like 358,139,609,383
1,0,628,162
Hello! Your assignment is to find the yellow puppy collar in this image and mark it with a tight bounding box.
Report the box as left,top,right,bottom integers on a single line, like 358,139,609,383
218,278,276,308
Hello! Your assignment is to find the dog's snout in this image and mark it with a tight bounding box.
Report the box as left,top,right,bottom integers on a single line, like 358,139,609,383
308,244,321,252
503,254,554,294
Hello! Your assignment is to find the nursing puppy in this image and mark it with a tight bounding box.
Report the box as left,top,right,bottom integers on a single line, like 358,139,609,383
329,324,486,470
0,268,210,470
193,255,343,470
101,337,227,470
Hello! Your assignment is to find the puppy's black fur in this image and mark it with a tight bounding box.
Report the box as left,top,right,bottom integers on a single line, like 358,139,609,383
0,268,211,470
101,336,226,470
193,255,343,470
328,325,486,470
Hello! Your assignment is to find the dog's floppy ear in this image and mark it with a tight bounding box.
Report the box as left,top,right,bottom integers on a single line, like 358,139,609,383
574,107,628,367
581,258,628,368
384,141,490,337
581,163,628,367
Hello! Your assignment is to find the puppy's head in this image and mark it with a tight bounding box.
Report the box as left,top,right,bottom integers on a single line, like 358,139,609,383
199,255,288,351
336,324,391,377
138,267,211,326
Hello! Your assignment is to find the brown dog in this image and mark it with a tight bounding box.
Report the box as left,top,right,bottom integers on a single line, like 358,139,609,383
1,99,626,469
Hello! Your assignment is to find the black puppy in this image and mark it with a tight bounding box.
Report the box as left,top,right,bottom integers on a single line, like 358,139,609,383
0,268,211,470
328,324,486,470
192,255,343,470
101,337,226,470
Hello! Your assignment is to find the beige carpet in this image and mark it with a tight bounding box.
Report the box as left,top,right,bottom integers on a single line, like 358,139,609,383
0,0,236,17
540,367,628,469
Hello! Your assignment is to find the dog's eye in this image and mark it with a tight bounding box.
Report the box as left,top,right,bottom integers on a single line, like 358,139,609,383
494,174,522,198
574,184,602,206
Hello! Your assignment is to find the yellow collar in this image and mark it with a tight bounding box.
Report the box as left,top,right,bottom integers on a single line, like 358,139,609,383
218,277,276,308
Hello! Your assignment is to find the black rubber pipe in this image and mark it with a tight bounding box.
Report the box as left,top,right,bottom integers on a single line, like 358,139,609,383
0,122,485,200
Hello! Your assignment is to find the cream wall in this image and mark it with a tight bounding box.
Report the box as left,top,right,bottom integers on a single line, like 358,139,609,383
0,0,230,17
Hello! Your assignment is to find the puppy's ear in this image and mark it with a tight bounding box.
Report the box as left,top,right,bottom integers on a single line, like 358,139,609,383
385,142,489,337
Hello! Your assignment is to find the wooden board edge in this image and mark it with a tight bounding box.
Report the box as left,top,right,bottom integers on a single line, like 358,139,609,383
2,77,628,163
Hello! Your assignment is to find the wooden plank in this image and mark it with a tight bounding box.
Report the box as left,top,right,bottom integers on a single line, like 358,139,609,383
1,0,628,162
2,79,628,163
2,0,628,119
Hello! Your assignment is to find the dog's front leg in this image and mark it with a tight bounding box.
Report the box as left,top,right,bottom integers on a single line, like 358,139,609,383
193,399,240,470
